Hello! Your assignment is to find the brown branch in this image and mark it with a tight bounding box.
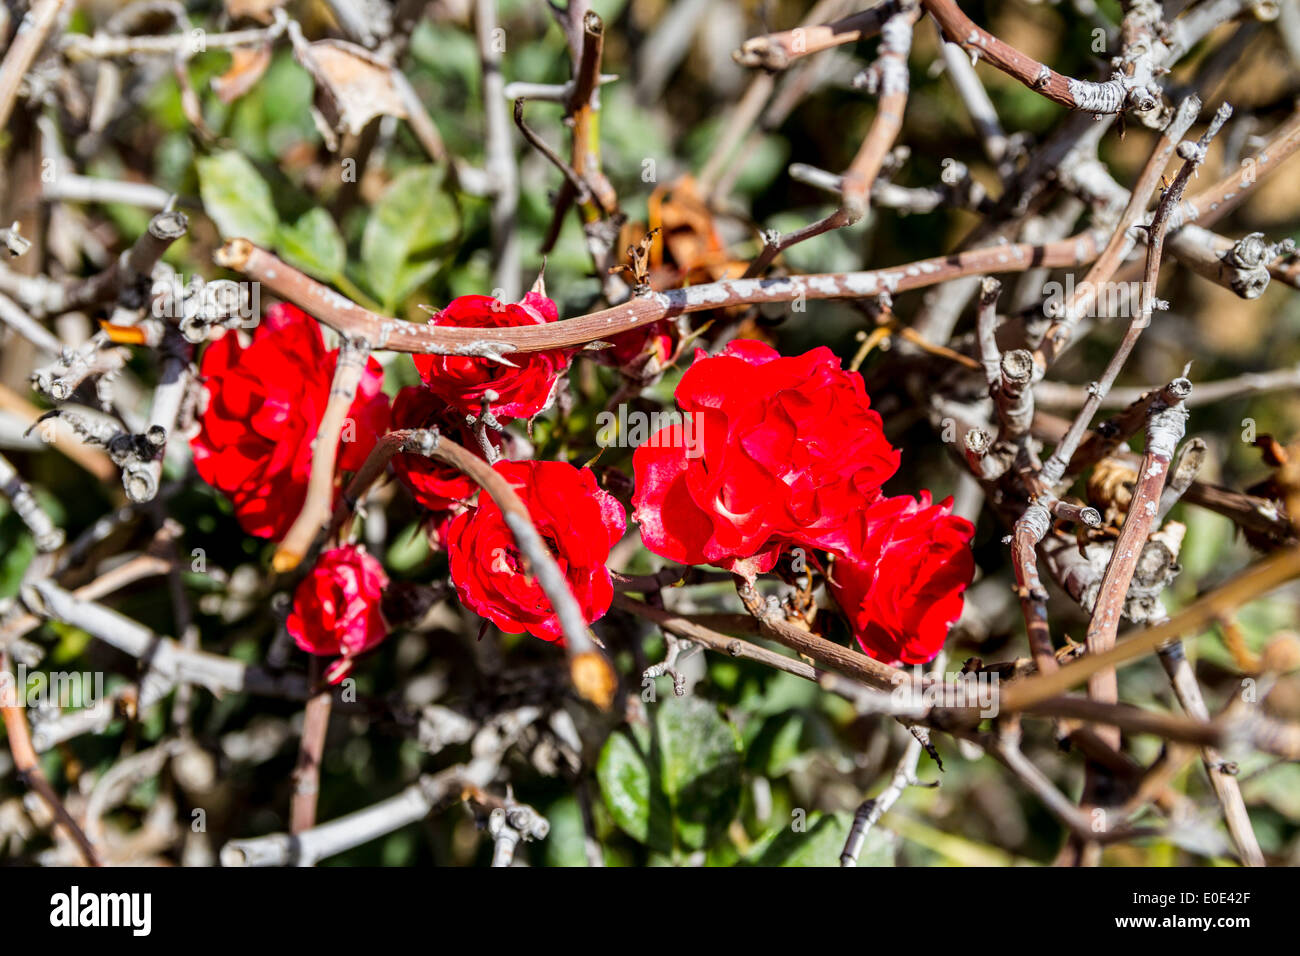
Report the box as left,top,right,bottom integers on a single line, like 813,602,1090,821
290,677,332,834
732,576,903,692
744,2,920,277
1032,409,1297,547
1066,377,1193,474
614,593,1296,765
987,723,1151,843
0,0,70,131
214,232,1102,355
1011,500,1057,677
1038,104,1231,489
920,0,1155,113
1106,106,1300,285
1034,95,1200,370
1170,107,1300,232
568,10,617,218
613,594,825,684
733,3,899,70
513,99,592,204
1157,640,1264,866
999,544,1300,715
1085,384,1190,745
2,655,101,866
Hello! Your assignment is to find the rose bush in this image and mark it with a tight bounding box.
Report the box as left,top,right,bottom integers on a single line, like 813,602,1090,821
631,340,900,575
829,492,975,665
447,460,625,641
413,291,571,420
191,303,389,540
287,544,390,683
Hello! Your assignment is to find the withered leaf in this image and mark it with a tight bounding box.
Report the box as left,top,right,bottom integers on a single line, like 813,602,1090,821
210,43,273,104
290,34,407,149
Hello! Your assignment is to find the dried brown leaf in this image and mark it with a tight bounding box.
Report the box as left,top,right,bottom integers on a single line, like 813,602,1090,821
291,37,407,147
210,43,273,104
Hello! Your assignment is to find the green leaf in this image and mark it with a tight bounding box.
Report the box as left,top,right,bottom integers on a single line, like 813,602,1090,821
196,150,279,245
656,696,743,850
389,260,442,309
0,526,35,599
751,811,894,867
384,521,431,574
596,724,671,852
48,622,93,665
360,165,459,310
540,796,592,868
747,710,834,777
277,208,345,281
596,696,743,854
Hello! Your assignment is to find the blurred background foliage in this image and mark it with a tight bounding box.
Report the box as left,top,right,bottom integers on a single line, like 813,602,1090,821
2,0,1299,866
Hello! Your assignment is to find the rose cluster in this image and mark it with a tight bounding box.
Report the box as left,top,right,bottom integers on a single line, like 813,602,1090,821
631,341,974,665
192,291,972,673
192,293,619,665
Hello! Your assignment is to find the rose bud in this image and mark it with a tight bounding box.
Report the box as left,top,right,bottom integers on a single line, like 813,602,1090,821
287,544,390,683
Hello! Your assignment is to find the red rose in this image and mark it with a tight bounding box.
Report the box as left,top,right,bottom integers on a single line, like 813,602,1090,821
602,319,676,374
191,304,389,541
389,385,499,512
413,291,570,420
830,492,975,666
287,544,390,683
447,460,625,642
632,340,899,576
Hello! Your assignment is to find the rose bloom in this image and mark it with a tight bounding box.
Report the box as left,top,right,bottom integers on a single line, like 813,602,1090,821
447,460,625,642
191,304,389,540
829,492,975,665
389,385,499,512
632,340,900,576
413,291,571,420
287,545,390,683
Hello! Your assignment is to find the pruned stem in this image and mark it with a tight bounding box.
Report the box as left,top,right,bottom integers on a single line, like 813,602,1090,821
274,337,372,573
0,0,70,131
